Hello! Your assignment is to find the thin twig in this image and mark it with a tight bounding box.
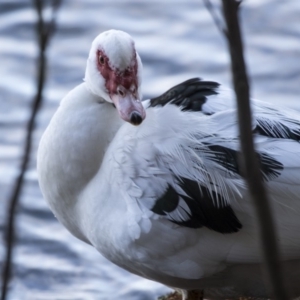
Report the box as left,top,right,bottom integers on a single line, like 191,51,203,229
1,1,61,299
220,1,288,299
203,0,227,37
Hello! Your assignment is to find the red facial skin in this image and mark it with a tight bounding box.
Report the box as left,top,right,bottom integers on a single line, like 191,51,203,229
96,49,146,125
96,49,138,97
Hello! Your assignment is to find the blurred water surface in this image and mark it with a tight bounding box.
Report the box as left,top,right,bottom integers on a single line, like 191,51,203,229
0,0,300,299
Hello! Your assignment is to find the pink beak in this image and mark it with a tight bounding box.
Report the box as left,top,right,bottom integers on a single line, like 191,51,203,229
111,89,146,125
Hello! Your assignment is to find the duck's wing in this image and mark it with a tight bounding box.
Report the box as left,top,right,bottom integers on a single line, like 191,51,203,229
107,79,300,239
149,77,234,115
150,78,300,140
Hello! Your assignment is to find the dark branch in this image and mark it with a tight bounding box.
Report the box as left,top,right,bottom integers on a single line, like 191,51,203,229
203,0,227,37
220,1,288,299
1,1,61,299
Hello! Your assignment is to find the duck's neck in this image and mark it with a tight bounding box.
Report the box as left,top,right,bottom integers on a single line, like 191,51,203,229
37,83,123,242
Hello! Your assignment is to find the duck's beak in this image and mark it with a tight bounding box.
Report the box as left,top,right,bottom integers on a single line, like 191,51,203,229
111,89,146,126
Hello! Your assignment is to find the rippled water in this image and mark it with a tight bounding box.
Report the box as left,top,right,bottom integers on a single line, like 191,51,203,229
1,1,300,299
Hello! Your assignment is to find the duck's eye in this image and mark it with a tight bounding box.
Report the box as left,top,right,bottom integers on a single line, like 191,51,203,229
124,69,131,76
99,55,105,65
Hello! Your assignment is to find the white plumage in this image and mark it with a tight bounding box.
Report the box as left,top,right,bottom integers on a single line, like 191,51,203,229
37,30,300,299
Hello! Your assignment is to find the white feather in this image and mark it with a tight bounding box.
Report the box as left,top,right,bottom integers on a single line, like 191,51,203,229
37,30,300,299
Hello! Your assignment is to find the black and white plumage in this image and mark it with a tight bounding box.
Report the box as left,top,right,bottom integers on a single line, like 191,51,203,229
37,30,300,299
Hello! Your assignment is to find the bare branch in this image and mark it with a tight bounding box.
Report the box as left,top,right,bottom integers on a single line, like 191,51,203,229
203,0,227,37
220,1,289,299
1,1,61,299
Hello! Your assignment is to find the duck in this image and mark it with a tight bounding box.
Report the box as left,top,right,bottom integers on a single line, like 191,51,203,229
37,29,300,300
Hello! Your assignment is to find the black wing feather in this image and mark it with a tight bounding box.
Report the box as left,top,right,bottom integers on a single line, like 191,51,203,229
150,78,220,112
206,144,283,181
151,177,242,234
255,117,300,141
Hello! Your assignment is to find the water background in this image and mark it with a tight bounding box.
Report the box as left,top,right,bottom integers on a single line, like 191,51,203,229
0,0,300,299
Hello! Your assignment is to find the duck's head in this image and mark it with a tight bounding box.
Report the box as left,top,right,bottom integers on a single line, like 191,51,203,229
84,29,145,125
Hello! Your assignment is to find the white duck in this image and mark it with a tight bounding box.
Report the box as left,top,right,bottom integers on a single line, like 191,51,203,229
37,30,300,299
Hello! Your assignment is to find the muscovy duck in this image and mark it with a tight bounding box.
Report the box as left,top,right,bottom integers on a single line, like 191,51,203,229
37,30,300,299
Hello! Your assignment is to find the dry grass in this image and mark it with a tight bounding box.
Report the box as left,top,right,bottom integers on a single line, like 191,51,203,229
158,291,182,300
